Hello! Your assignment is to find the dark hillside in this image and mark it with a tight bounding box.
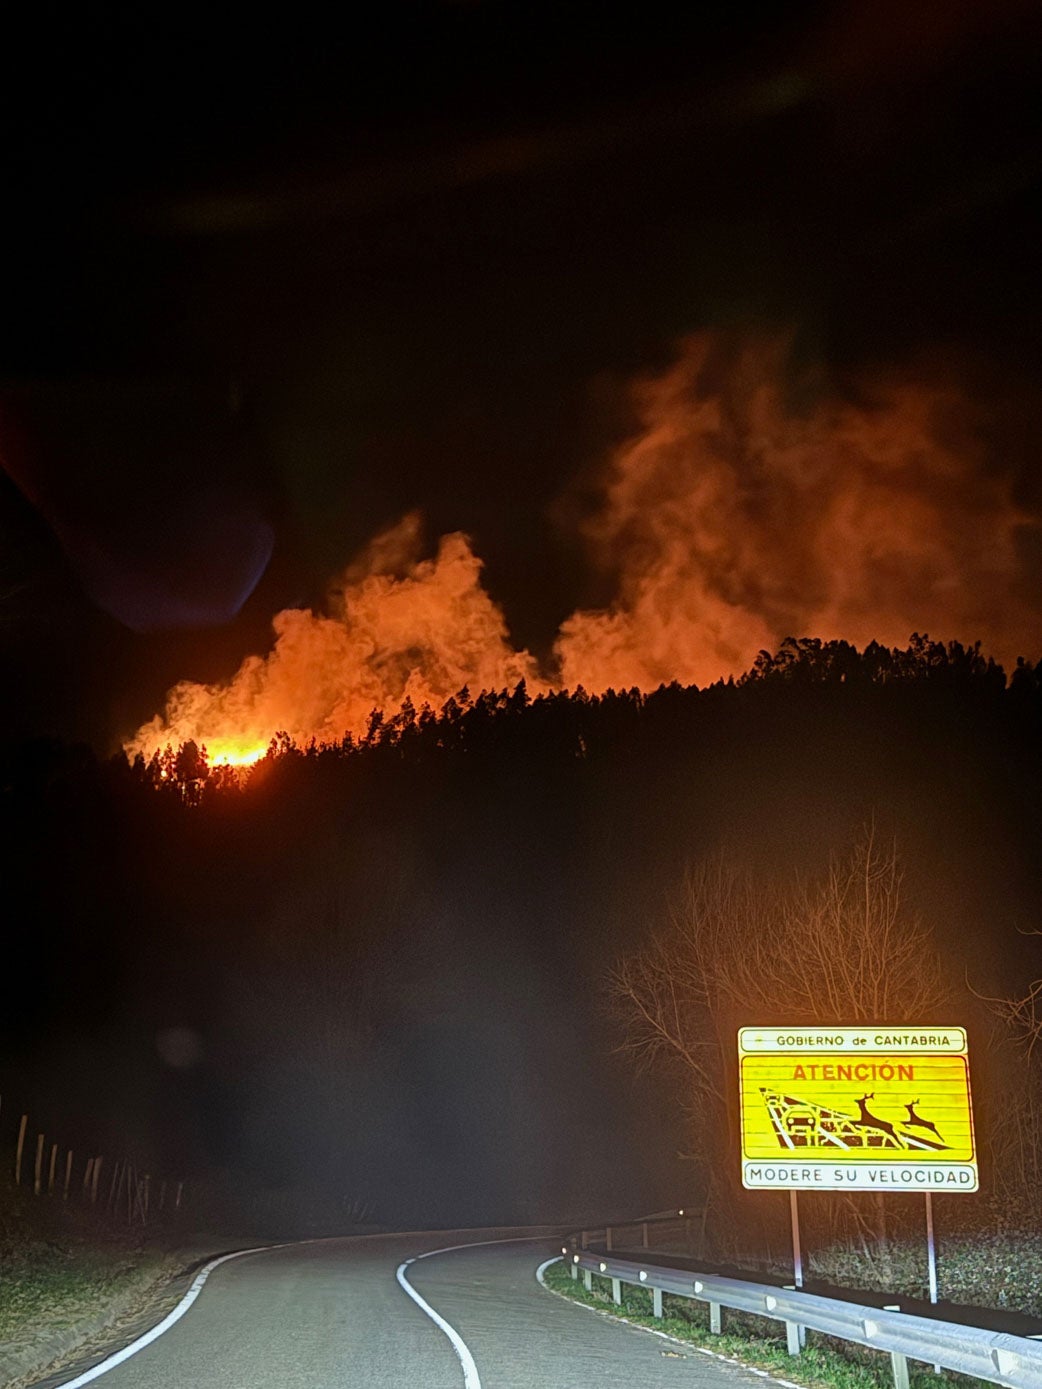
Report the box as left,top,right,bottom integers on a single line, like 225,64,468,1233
3,638,1041,1227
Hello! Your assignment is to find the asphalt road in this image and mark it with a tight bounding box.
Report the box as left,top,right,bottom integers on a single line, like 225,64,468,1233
28,1230,792,1389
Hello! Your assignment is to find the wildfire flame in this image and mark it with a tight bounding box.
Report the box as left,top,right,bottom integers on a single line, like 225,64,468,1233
125,336,1040,768
200,742,272,768
125,512,547,768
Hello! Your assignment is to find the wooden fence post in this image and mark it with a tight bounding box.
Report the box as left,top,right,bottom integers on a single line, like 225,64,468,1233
15,1114,27,1185
34,1133,44,1196
131,1172,143,1225
83,1156,94,1198
64,1150,73,1200
91,1157,103,1204
108,1160,121,1211
175,1180,184,1210
48,1142,57,1194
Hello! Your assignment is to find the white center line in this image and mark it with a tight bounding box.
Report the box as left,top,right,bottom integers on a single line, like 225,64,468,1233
396,1233,556,1389
396,1253,482,1389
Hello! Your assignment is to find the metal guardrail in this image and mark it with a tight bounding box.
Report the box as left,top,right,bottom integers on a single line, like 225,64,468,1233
561,1241,1042,1389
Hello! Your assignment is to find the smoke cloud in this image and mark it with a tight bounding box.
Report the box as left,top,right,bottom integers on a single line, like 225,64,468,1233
128,335,1041,763
126,513,546,764
555,336,1038,690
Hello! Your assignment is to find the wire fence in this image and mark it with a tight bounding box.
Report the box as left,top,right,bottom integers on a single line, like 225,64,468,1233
0,1092,186,1226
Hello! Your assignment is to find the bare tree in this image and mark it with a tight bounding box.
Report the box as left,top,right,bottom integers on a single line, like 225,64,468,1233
974,933,1042,1057
607,824,953,1249
971,933,1042,1201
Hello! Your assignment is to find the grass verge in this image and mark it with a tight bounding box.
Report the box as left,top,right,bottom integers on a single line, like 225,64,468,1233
0,1182,226,1389
540,1260,992,1389
0,1235,181,1343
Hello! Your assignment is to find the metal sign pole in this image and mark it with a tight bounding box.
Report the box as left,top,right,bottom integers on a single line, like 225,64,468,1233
925,1191,938,1303
790,1189,804,1288
925,1190,940,1374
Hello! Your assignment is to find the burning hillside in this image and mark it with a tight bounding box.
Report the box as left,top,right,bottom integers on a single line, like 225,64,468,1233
126,337,1040,766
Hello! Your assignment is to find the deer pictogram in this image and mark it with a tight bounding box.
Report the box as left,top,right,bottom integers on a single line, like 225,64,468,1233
854,1093,897,1141
903,1100,942,1140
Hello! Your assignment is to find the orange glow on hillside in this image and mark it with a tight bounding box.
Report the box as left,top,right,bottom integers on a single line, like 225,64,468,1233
202,741,270,768
125,335,1041,767
125,513,547,766
553,337,1035,692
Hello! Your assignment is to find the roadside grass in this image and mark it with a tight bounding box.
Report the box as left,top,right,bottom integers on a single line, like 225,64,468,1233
0,1239,172,1341
540,1260,992,1389
0,1181,191,1347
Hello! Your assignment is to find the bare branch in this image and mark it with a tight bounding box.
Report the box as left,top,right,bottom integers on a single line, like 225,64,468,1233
605,825,956,1245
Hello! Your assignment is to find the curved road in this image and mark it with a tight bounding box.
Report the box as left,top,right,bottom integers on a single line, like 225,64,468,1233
28,1231,790,1389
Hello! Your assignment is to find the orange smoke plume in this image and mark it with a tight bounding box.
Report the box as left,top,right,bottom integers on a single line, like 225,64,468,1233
125,513,546,766
127,335,1040,765
555,336,1037,690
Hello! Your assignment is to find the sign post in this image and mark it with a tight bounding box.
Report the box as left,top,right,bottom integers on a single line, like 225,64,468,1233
738,1027,976,1301
925,1189,938,1302
789,1189,803,1288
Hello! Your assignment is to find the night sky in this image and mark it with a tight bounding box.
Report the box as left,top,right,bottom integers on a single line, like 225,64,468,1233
2,1,1042,753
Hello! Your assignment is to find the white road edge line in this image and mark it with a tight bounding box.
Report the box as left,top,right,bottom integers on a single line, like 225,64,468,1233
396,1256,482,1389
50,1228,552,1389
395,1232,558,1389
50,1244,277,1389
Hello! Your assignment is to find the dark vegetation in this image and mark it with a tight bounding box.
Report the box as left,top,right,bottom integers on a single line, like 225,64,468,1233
3,636,1042,1246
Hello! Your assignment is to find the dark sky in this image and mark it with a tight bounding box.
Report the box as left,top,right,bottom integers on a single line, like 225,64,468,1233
2,1,1041,751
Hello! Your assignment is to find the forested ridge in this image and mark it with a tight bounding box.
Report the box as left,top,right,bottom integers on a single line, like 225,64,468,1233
3,636,1042,1229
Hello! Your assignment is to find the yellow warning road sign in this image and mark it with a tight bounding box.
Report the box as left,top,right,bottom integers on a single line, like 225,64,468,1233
738,1027,977,1191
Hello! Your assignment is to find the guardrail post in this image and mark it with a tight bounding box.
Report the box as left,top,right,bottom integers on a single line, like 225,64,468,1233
580,1230,588,1249
783,1285,807,1349
606,1226,613,1250
555,1240,1042,1385
570,1260,578,1280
